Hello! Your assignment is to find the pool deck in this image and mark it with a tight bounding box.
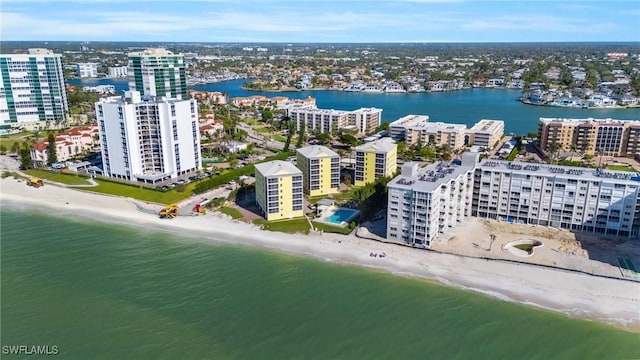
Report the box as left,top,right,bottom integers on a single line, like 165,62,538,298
316,207,360,228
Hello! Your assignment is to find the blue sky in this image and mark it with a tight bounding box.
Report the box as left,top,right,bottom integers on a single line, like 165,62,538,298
1,0,639,43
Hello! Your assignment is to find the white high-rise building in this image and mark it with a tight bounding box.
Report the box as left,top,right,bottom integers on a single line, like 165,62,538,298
386,153,478,247
107,66,128,78
96,91,201,184
77,62,99,78
0,48,69,125
472,160,640,239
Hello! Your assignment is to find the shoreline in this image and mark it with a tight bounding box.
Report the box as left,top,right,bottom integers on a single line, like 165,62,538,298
519,98,640,109
1,176,639,332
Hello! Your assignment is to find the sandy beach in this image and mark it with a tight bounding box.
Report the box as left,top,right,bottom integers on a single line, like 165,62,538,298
1,175,639,332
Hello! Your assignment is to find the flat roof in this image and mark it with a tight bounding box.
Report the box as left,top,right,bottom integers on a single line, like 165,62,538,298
539,117,640,125
469,119,504,133
389,115,429,127
407,121,466,132
388,152,479,193
478,159,640,184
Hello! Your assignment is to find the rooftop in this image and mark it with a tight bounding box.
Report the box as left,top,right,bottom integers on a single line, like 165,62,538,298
255,160,302,177
296,145,339,159
539,117,640,125
128,48,180,57
389,114,429,127
469,119,505,133
478,159,640,183
389,152,479,193
355,137,397,153
408,121,466,132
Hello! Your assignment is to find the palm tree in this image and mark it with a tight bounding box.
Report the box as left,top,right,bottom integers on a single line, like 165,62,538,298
547,142,561,164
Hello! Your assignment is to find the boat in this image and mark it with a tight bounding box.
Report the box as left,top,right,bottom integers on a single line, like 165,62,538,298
384,82,407,93
343,82,365,92
362,84,383,93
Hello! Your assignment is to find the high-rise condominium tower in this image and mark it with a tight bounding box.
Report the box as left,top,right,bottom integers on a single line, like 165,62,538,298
127,48,187,100
0,48,69,126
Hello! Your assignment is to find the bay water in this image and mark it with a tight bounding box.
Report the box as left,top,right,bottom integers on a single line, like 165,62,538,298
69,78,640,135
2,208,639,359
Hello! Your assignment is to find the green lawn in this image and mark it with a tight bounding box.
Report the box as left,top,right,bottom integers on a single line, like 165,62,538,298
255,127,271,133
23,169,92,185
606,164,638,172
0,139,26,153
220,206,243,219
272,135,287,142
253,218,310,234
242,118,259,126
312,221,354,235
0,131,42,152
21,169,191,204
85,179,192,204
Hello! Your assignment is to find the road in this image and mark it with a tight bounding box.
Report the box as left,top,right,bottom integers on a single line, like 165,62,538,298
236,123,285,150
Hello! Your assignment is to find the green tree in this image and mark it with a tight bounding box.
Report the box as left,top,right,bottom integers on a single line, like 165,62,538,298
296,122,306,148
233,129,248,142
375,122,389,132
316,133,332,145
19,148,32,169
547,142,561,164
47,133,57,165
283,121,293,152
344,173,352,187
339,133,358,147
11,142,20,154
0,145,6,154
261,109,273,122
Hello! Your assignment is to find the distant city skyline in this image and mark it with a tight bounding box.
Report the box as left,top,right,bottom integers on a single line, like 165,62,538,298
1,0,639,43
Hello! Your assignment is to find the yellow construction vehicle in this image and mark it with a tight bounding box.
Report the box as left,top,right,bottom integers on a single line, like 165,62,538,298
26,178,44,188
159,204,178,219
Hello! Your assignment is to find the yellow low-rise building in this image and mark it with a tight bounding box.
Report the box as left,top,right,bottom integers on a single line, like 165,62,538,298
255,160,304,221
296,145,340,196
354,138,397,186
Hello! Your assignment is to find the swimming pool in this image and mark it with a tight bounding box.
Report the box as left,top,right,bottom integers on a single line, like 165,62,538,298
324,208,359,225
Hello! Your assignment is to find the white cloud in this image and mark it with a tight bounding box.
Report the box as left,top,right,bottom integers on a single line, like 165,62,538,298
462,14,619,33
0,8,466,41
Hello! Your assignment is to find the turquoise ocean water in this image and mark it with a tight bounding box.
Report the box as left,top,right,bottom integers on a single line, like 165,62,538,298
2,208,639,359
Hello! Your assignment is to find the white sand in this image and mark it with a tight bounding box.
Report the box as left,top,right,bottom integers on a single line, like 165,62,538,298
2,176,639,332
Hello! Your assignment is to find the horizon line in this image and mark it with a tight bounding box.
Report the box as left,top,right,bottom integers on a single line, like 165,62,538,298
4,40,640,45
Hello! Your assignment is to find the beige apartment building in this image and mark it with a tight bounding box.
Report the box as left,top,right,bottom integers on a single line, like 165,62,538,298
466,119,504,148
405,122,467,149
538,117,640,156
287,107,382,135
388,115,504,151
